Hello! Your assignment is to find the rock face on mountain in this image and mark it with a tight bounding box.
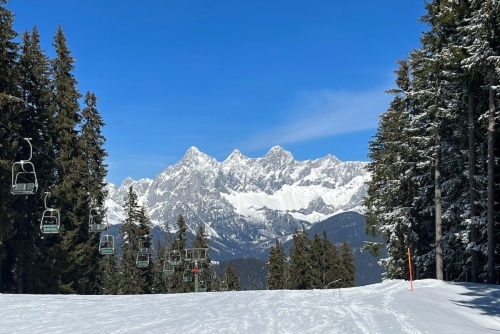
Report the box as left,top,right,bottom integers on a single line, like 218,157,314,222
106,146,370,259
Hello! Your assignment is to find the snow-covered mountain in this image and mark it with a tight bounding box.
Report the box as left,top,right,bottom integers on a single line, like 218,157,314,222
106,146,370,258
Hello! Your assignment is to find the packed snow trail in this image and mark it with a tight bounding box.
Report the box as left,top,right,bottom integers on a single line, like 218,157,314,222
1,279,499,334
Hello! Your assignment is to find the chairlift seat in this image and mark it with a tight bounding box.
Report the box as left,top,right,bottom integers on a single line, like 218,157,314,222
99,247,114,255
41,224,59,234
89,223,107,233
163,268,175,276
11,182,37,195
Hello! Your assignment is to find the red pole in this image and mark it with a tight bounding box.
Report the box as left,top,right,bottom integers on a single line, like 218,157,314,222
407,247,414,292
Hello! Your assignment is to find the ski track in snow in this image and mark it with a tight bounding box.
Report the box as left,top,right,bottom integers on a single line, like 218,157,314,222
2,280,500,334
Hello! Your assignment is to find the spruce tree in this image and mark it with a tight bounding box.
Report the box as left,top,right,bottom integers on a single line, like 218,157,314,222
119,186,146,294
267,238,287,290
288,228,312,290
0,0,20,293
225,264,240,291
340,241,355,288
192,224,211,291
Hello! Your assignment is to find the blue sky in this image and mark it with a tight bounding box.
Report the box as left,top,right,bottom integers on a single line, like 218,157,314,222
8,1,426,185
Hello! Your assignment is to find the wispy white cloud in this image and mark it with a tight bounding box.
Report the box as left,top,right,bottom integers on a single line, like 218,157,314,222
242,88,391,151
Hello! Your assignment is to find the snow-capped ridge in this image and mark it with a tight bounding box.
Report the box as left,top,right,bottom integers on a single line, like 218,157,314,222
106,146,370,259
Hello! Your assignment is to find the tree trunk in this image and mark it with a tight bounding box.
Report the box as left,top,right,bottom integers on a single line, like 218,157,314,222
469,93,478,283
487,68,496,284
436,129,443,281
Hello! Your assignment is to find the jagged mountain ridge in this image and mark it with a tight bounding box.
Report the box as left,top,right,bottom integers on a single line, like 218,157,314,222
106,146,370,259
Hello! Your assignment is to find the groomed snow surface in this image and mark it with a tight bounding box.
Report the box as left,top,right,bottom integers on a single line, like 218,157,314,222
2,279,499,334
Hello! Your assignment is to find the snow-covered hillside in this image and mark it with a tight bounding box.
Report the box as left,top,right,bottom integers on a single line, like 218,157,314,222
2,279,499,333
105,146,370,258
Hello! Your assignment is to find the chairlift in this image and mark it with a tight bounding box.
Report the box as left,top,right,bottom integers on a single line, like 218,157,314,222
138,235,152,254
11,138,38,195
88,207,107,233
183,266,193,282
199,280,207,292
99,235,114,255
219,280,228,291
136,252,149,268
163,263,175,276
40,192,60,234
167,250,182,266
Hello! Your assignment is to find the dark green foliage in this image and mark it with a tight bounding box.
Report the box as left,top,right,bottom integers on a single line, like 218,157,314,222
119,187,152,294
339,241,355,288
267,239,287,290
225,264,240,291
288,228,312,290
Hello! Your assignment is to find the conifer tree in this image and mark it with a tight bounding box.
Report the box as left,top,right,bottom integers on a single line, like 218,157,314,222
193,224,211,291
166,214,190,293
8,27,54,293
0,0,20,293
339,241,355,288
225,264,240,291
119,187,147,294
267,238,287,290
288,228,312,290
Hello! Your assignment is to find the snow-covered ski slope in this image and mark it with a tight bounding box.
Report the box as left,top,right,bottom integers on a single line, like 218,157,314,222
2,279,499,334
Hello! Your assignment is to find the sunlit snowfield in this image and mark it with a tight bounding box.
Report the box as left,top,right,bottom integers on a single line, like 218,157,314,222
1,279,499,334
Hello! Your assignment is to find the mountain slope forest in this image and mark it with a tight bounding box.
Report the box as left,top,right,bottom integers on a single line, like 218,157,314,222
364,0,500,284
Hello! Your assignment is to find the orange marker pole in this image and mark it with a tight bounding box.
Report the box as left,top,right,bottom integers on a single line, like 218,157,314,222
407,247,414,292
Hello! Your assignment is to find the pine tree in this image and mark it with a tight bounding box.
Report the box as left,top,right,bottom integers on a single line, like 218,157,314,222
225,264,240,291
0,0,20,293
119,187,147,294
340,241,355,288
192,224,211,291
321,230,342,289
288,228,312,290
267,238,287,290
166,214,190,293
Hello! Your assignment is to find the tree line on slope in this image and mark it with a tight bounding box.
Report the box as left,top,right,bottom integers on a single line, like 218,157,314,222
364,0,500,284
0,0,108,293
267,230,356,290
99,186,242,294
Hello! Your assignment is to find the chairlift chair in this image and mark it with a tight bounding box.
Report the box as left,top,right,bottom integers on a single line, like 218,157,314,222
182,266,193,282
139,235,152,254
99,235,114,255
11,138,38,195
40,192,60,234
136,252,149,268
167,250,182,266
220,280,228,291
199,280,207,292
163,263,175,276
88,207,107,233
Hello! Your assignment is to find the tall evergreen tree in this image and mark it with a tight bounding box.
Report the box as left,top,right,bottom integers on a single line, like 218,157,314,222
288,228,312,290
267,238,287,290
339,241,355,288
0,0,20,293
119,186,147,294
225,264,240,291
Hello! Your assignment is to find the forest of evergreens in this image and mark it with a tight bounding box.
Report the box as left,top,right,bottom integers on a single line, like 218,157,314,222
364,0,500,284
